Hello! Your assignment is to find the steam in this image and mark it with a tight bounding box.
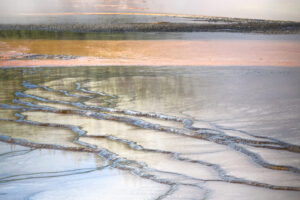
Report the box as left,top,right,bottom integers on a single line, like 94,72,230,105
0,0,299,22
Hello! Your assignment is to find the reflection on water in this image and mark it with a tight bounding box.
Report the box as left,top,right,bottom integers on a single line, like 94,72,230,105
0,66,300,199
0,142,166,200
0,0,299,21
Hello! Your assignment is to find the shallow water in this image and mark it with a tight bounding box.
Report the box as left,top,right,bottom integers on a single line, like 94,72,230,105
1,32,300,67
0,65,300,199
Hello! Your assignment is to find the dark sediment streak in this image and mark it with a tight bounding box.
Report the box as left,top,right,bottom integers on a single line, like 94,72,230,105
0,167,101,183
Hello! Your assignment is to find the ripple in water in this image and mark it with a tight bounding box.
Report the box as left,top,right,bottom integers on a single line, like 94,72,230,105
0,66,300,199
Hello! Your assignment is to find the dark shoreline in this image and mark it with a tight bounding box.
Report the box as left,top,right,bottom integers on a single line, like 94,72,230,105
1,22,299,34
0,14,300,34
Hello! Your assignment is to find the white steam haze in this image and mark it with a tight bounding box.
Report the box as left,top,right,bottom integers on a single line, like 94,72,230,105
0,0,299,21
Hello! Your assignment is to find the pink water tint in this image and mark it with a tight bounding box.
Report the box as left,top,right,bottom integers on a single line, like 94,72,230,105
0,39,299,67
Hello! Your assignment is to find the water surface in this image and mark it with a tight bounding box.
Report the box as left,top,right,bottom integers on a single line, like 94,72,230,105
0,65,300,199
1,32,300,67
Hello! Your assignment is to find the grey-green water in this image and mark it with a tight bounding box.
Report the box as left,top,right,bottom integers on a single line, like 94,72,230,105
0,66,300,199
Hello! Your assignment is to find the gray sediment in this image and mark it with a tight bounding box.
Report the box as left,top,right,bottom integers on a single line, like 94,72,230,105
1,22,299,34
0,15,299,34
